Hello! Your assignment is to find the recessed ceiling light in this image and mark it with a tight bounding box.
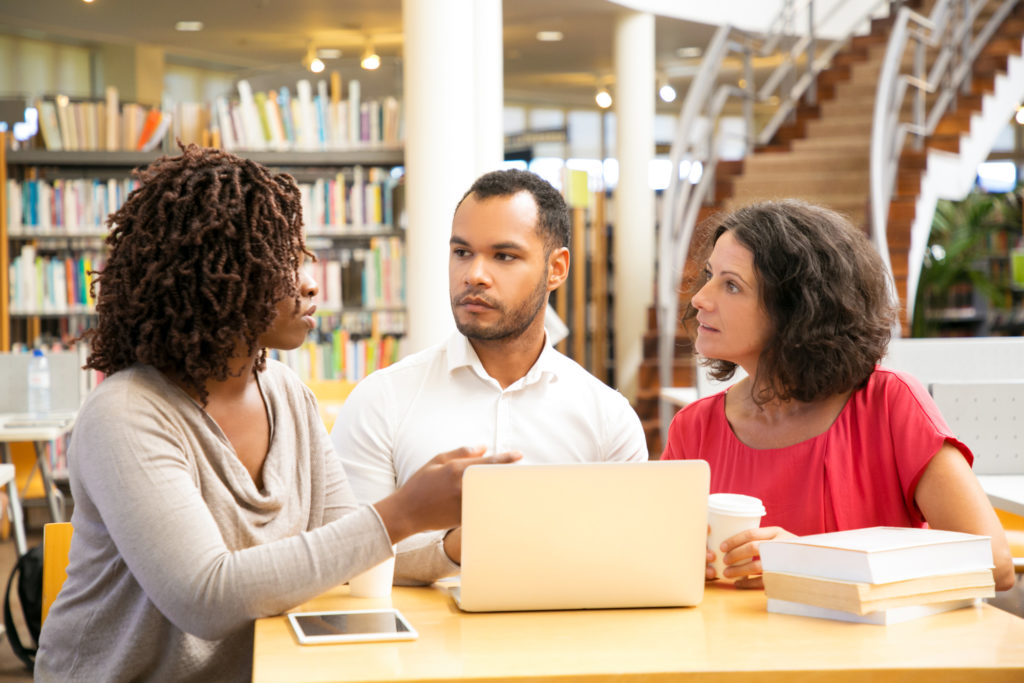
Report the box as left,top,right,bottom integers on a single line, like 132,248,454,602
536,31,564,42
317,48,343,59
175,21,204,32
676,47,702,59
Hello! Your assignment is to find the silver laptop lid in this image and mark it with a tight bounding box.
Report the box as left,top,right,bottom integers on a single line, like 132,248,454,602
458,460,710,612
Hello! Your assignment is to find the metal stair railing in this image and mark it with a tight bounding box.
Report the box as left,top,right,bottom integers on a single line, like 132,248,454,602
869,0,1019,329
657,0,893,440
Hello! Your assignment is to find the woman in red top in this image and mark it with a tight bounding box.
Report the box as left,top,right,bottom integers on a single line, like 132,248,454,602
662,199,1013,590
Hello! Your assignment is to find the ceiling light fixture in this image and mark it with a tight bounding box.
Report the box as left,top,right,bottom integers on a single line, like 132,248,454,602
536,30,564,42
658,74,676,103
174,21,204,32
676,47,702,59
304,46,325,73
317,48,343,60
1016,105,1024,125
361,40,381,70
595,87,612,109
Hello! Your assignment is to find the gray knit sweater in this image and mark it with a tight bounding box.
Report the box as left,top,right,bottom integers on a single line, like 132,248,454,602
35,361,394,682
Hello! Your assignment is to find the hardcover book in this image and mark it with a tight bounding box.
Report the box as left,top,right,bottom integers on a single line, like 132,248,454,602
766,597,978,625
759,527,993,584
762,569,995,615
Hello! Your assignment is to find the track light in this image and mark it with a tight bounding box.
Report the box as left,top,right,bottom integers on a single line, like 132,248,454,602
304,46,325,73
361,40,380,70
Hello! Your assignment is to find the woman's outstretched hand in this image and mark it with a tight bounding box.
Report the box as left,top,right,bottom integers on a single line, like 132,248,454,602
373,446,522,544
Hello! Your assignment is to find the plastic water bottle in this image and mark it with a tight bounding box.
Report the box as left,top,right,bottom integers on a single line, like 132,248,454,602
27,348,51,416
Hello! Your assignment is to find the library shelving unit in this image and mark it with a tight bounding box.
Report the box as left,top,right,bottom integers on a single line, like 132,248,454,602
0,144,407,384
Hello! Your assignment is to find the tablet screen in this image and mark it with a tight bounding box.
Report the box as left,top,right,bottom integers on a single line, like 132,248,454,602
288,608,417,644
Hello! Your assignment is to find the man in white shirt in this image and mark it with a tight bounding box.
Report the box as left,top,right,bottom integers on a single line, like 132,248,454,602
331,169,647,584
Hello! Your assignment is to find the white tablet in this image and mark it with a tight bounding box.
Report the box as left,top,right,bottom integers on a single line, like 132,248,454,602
287,608,418,645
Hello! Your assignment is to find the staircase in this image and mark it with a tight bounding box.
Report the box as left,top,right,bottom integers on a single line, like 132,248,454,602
637,2,1024,457
887,3,1024,331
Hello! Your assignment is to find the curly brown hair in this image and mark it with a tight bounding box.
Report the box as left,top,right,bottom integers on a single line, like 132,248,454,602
81,144,310,404
683,199,898,404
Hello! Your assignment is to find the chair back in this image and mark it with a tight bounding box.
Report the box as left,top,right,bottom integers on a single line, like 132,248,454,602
41,522,73,626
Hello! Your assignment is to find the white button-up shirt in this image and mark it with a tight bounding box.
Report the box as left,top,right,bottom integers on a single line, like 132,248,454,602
331,331,648,583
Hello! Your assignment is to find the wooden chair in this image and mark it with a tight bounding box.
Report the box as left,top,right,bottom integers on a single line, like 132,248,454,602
996,509,1024,575
304,379,356,431
41,521,73,626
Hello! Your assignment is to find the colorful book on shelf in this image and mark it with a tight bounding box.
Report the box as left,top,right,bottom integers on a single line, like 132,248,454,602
105,85,120,151
135,109,164,151
758,527,994,584
278,87,296,146
316,79,329,148
295,79,316,151
236,79,266,151
35,99,63,151
766,597,978,625
54,95,76,150
253,90,274,147
347,80,361,145
762,569,995,615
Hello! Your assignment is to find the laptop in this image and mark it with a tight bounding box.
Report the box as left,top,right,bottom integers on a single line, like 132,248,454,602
452,460,710,612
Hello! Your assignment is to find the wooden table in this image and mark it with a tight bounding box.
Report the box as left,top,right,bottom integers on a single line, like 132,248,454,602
253,581,1024,682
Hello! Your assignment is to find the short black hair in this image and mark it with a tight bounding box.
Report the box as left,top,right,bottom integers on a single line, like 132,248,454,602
456,169,570,251
684,199,898,405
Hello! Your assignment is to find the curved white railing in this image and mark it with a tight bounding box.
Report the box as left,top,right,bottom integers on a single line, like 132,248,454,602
869,0,1018,326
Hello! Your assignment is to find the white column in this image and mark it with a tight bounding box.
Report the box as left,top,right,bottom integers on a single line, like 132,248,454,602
613,10,655,402
402,0,503,354
474,0,505,173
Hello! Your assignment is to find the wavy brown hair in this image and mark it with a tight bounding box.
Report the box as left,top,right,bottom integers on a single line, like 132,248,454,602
683,199,898,404
82,144,310,404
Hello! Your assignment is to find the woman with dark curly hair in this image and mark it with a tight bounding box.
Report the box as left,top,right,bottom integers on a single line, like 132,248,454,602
35,145,518,682
661,199,1013,591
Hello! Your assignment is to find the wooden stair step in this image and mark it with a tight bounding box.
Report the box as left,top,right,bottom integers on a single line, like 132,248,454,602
639,358,694,388
741,151,868,174
804,120,874,138
790,136,877,151
732,172,868,197
933,112,975,136
642,331,694,359
927,134,961,154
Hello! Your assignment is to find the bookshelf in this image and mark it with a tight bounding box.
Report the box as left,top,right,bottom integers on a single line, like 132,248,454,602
1,147,407,384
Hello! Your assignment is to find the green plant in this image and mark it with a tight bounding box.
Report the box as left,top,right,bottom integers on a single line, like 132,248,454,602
912,185,1023,337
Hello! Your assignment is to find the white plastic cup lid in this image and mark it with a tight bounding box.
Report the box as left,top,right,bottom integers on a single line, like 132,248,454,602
708,492,766,517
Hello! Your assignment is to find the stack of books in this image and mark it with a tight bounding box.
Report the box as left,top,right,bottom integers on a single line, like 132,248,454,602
760,527,996,624
34,87,171,152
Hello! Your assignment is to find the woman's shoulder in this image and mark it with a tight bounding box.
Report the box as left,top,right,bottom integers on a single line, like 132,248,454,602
672,390,727,426
81,365,179,412
863,365,932,401
849,366,944,425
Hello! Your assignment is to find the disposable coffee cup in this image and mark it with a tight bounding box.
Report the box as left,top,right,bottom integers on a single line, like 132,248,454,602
707,493,766,581
348,552,396,598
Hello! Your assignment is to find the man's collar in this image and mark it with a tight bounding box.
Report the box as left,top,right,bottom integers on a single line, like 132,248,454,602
446,330,559,387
